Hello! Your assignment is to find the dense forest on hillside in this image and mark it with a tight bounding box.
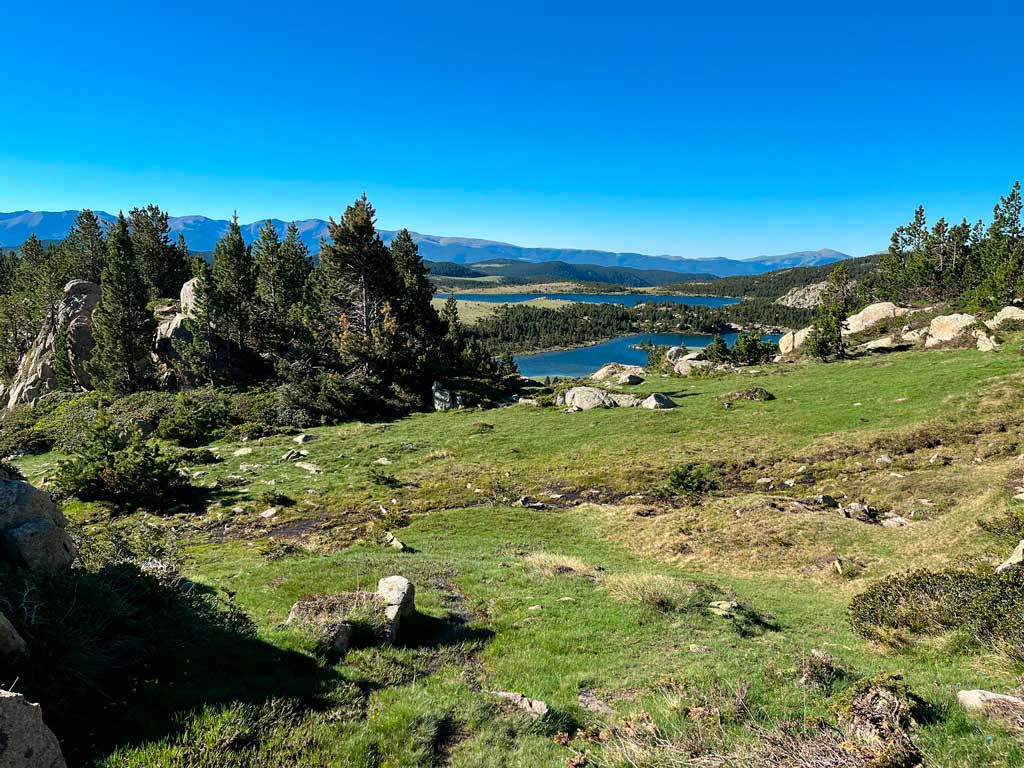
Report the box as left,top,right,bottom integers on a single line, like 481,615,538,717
670,254,882,299
427,258,714,291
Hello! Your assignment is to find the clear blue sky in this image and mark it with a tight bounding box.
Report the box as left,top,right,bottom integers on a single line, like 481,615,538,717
3,1,1022,258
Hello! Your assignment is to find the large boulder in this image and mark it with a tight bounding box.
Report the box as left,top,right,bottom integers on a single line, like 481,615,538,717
557,386,618,410
843,302,911,336
924,313,977,348
986,306,1024,330
154,305,192,360
180,277,200,319
0,612,26,657
778,326,811,354
6,280,100,408
590,363,644,382
641,393,676,409
432,382,462,411
616,372,644,385
0,690,66,768
664,346,688,365
0,477,76,574
959,689,1024,731
673,359,711,376
607,393,642,408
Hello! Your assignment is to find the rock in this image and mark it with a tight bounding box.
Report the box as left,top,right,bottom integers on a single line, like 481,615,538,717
373,457,392,465
493,690,549,717
557,386,618,410
721,387,775,403
6,280,101,408
664,346,688,365
958,689,1024,731
902,327,928,343
0,612,26,657
778,326,811,354
641,393,676,409
180,277,200,319
972,329,999,352
607,393,642,408
154,309,191,361
294,461,323,474
293,433,317,444
0,690,66,768
383,531,408,551
843,302,911,336
578,689,614,714
616,372,644,385
259,507,277,519
996,540,1024,573
590,363,645,381
285,597,355,656
882,515,910,528
378,575,415,641
776,279,855,309
689,643,711,654
432,381,462,411
860,335,907,353
232,447,253,457
875,454,893,466
0,478,76,574
708,600,738,617
924,313,977,348
673,359,711,376
986,306,1024,330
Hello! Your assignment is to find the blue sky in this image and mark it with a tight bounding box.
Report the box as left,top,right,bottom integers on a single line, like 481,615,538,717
3,1,1023,258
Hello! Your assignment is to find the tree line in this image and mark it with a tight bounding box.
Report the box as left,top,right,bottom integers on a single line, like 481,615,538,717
0,196,512,421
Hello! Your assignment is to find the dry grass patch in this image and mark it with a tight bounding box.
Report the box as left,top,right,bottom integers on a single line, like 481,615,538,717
601,572,717,613
523,551,598,578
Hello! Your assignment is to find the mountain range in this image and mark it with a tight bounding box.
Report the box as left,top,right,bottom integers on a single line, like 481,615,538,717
0,210,850,278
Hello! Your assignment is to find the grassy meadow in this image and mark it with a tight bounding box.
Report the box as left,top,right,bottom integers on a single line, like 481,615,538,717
17,340,1024,766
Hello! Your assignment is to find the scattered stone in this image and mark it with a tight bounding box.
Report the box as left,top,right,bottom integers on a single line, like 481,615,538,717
875,454,893,466
843,302,912,335
607,393,642,408
688,643,711,654
556,386,617,410
232,447,253,457
259,507,277,519
641,393,676,410
374,457,392,465
0,612,27,657
778,326,811,354
578,689,615,715
0,690,67,768
958,689,1024,732
973,329,999,352
527,604,542,611
708,600,738,617
383,531,408,551
378,575,415,642
673,359,711,376
493,690,549,717
616,372,644,385
664,346,688,365
721,387,775,404
293,433,317,444
996,540,1024,574
294,461,324,474
881,515,909,528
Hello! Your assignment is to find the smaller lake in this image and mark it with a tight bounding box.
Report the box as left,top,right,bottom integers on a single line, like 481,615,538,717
515,332,783,379
454,293,738,308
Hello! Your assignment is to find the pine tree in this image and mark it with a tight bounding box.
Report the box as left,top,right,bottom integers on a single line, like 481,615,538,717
278,222,312,312
253,219,283,323
209,214,256,355
129,205,190,298
388,228,439,379
87,214,157,392
63,209,107,282
806,264,849,362
317,195,397,370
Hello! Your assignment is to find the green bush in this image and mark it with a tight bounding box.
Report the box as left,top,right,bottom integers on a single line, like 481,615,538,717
655,462,719,499
848,567,1024,654
158,389,233,446
731,332,777,365
57,410,186,507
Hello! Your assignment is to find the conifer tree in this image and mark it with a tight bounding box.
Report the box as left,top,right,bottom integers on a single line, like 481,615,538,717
63,209,107,282
129,205,190,298
209,214,256,355
87,214,157,392
806,264,850,362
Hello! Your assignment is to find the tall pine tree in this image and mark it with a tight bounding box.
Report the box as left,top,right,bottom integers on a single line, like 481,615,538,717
209,214,256,358
129,205,190,298
87,214,157,393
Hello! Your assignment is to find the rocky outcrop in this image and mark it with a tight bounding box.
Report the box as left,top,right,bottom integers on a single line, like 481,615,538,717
986,306,1024,330
590,363,645,381
0,690,67,768
923,313,977,348
664,346,688,365
6,280,100,408
776,280,828,309
778,326,811,354
154,304,191,361
843,302,912,336
432,382,462,411
0,475,76,574
180,277,200,319
996,540,1024,573
557,386,617,410
641,393,676,409
0,613,26,657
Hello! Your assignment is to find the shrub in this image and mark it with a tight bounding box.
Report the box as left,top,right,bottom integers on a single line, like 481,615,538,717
655,461,719,499
702,335,732,363
848,567,1024,654
731,332,777,365
158,389,233,446
57,409,185,507
256,488,294,508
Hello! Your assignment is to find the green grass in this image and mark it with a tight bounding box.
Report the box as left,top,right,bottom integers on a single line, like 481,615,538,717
16,341,1024,766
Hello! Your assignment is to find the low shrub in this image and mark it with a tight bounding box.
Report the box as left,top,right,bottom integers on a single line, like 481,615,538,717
731,332,777,365
655,461,719,500
848,567,1024,654
57,409,186,507
158,389,233,446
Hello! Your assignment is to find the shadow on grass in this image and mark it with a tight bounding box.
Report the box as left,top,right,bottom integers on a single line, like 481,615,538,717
0,564,343,766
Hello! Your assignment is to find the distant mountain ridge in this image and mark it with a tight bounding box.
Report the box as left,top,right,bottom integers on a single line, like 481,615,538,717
0,209,850,278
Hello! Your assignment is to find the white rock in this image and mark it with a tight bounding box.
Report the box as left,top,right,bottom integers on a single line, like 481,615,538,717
641,393,676,410
996,540,1024,573
986,306,1024,330
843,302,912,335
924,313,977,348
0,690,66,768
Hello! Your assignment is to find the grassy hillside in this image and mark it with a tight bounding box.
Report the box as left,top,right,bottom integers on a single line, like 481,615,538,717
12,341,1024,766
671,254,882,299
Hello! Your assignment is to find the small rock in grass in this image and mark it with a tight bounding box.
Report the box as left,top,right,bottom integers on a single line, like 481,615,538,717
578,689,615,714
293,433,317,444
295,461,323,475
527,604,542,611
688,644,711,654
382,531,408,551
958,689,1024,731
374,457,392,465
260,507,277,519
493,690,549,717
996,540,1024,574
708,600,738,617
233,447,253,457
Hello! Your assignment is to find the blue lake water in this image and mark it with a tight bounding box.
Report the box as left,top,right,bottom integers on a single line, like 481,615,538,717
455,293,739,308
515,332,783,379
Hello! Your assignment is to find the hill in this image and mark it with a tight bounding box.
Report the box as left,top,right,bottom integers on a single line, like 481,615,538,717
426,258,713,288
670,254,882,299
0,209,851,277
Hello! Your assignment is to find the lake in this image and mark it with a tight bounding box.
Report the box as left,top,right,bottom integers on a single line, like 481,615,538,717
514,331,783,379
454,293,739,308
